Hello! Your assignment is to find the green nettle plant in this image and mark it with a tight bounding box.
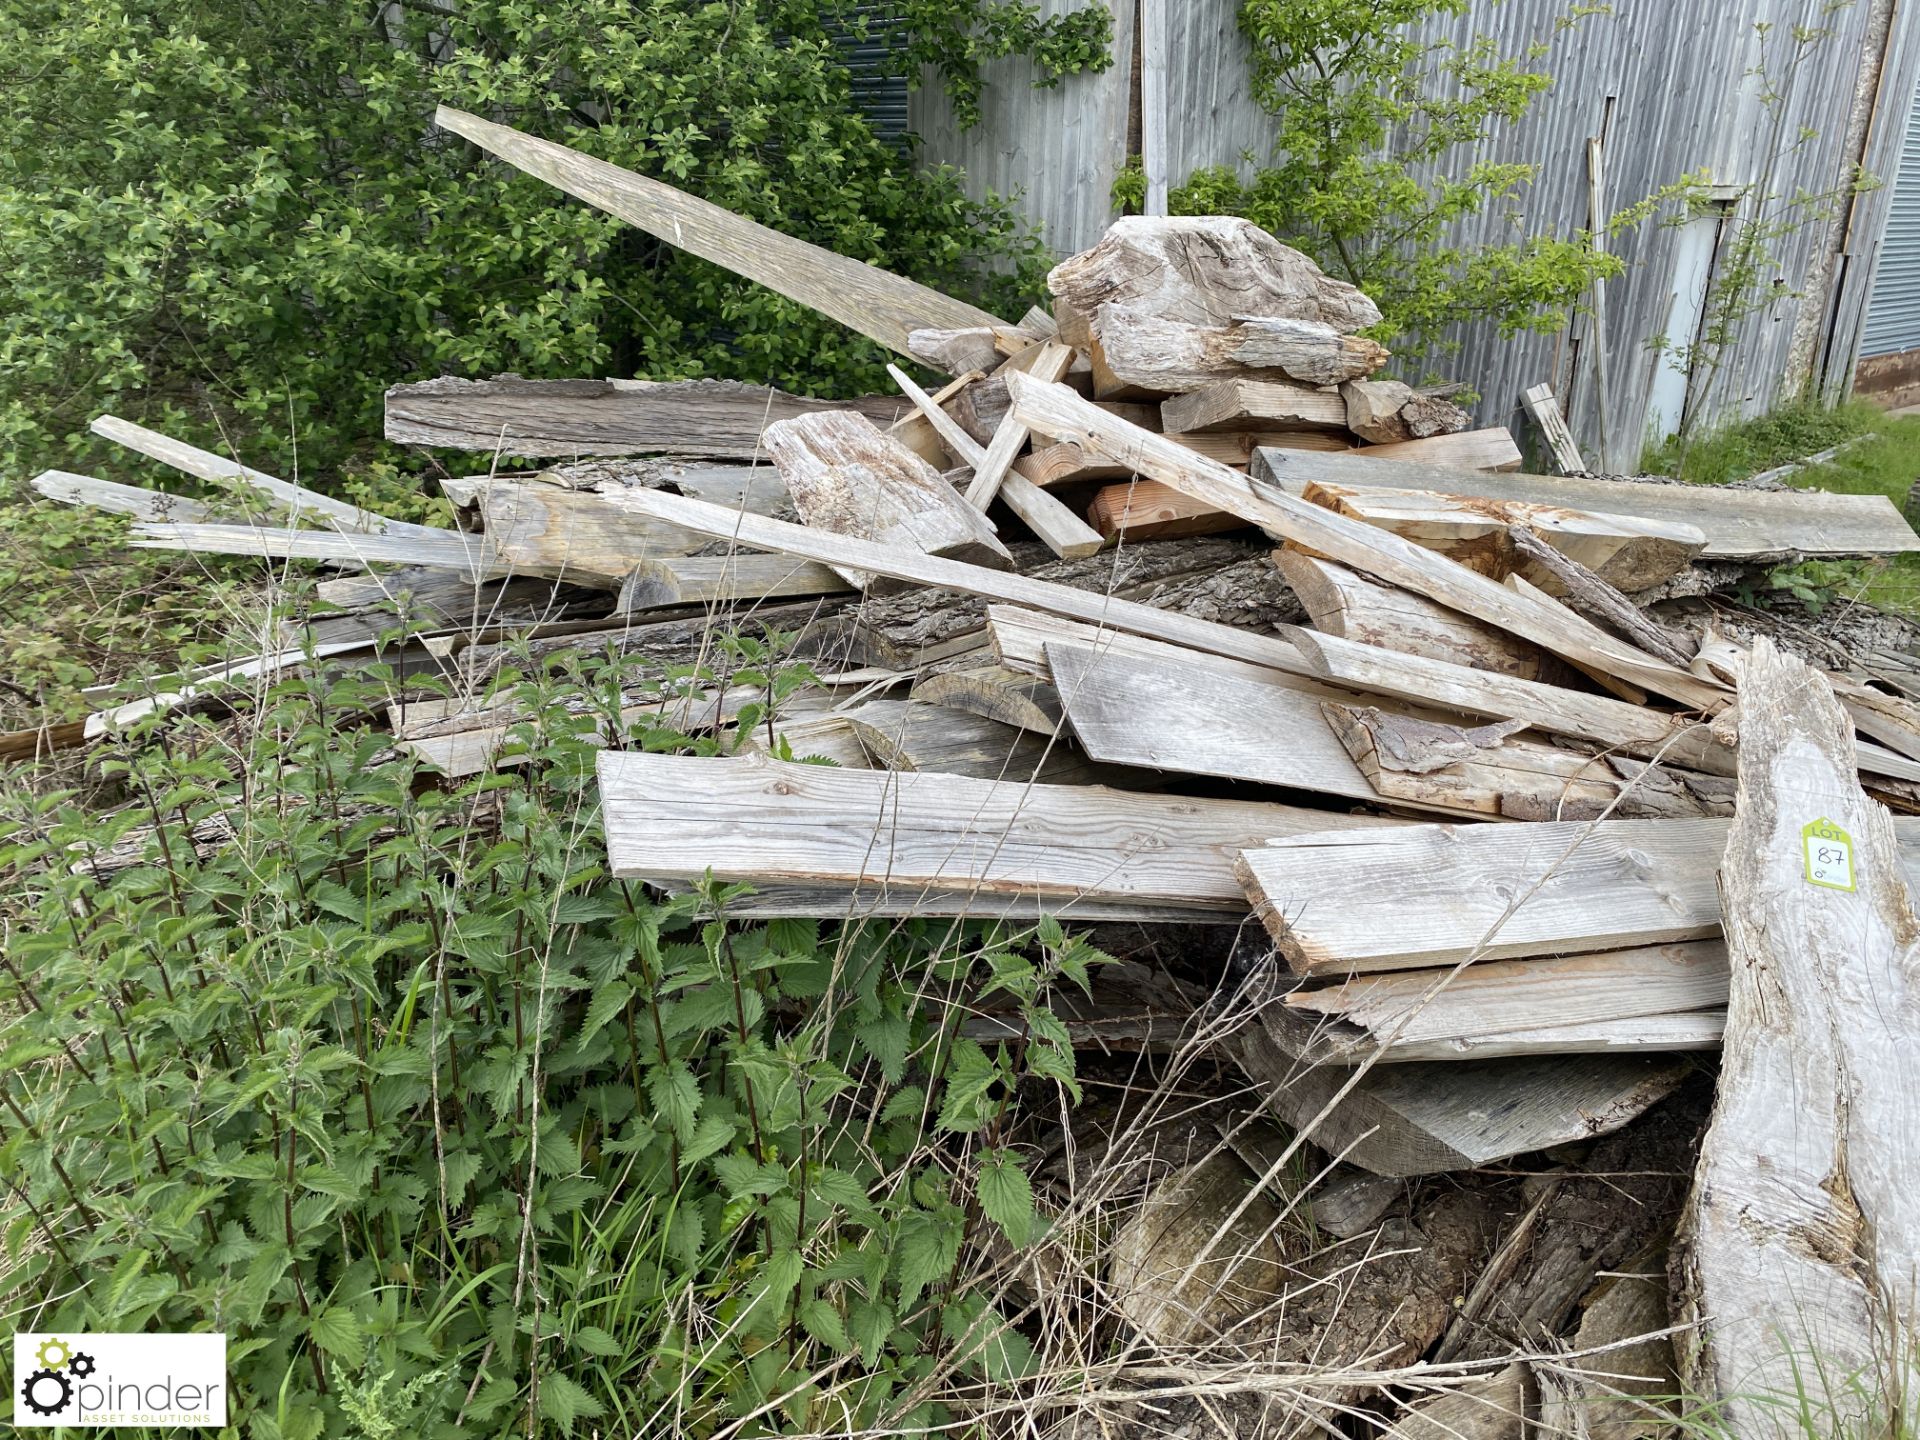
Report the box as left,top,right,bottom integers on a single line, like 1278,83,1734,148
0,632,1104,1436
1155,0,1619,356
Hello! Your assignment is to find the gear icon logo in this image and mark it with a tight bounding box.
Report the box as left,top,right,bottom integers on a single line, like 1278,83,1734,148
68,1351,97,1379
33,1337,70,1370
20,1367,73,1417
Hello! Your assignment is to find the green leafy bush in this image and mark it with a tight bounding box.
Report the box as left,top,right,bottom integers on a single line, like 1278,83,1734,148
0,632,1103,1436
1162,0,1619,357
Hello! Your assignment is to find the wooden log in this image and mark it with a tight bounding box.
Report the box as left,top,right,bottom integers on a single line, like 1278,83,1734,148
1519,382,1585,474
1088,306,1390,397
1004,373,1726,710
383,375,907,460
1273,550,1549,681
435,106,1005,353
1301,481,1707,594
596,750,1396,909
760,411,1013,588
1240,815,1920,974
1254,447,1920,559
1160,377,1350,435
33,469,211,523
908,664,1062,736
615,554,851,612
1341,378,1471,444
476,482,709,584
1322,703,1728,820
1674,638,1920,1438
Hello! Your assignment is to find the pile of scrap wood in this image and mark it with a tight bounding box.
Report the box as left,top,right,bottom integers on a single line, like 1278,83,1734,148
23,110,1920,1437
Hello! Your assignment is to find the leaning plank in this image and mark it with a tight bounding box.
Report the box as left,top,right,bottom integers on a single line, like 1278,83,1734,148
1236,1032,1688,1177
1240,816,1920,974
616,554,851,612
1673,638,1920,1437
91,415,450,541
129,523,512,579
965,341,1076,511
435,106,1005,354
596,750,1396,907
761,411,1012,586
1160,377,1349,434
33,469,211,523
478,482,708,583
1273,550,1549,680
1004,373,1725,709
384,375,905,460
908,664,1063,736
1254,447,1920,559
1520,382,1585,474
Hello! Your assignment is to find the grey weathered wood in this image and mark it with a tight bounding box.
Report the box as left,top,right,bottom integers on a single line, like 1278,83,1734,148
33,469,211,523
835,698,1098,783
596,750,1395,908
1242,815,1920,974
1384,1365,1528,1440
1254,446,1920,559
434,106,1006,354
905,327,1001,376
1342,378,1471,444
965,341,1075,510
1139,0,1169,216
1280,1006,1726,1064
1088,306,1390,396
383,375,906,460
1161,377,1349,434
615,554,851,612
91,415,450,541
656,881,1226,924
762,411,1012,588
1004,373,1726,708
477,482,708,584
1273,550,1549,681
908,664,1062,736
1236,1031,1689,1177
128,522,511,578
1506,523,1695,659
1519,382,1585,474
1673,638,1920,1438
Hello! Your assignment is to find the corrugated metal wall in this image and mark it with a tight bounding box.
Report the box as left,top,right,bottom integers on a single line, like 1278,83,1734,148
1862,69,1920,356
909,0,1920,463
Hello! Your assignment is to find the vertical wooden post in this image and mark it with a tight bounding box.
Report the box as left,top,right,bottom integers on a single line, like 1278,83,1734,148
1586,135,1614,472
1140,0,1168,216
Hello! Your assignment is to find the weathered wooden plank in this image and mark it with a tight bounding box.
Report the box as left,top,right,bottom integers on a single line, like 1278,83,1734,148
656,881,1226,924
762,411,1012,587
616,554,851,611
476,482,708,584
33,469,211,523
1087,307,1390,396
965,341,1076,510
1241,815,1920,974
1254,446,1920,559
835,698,1100,783
1674,639,1920,1437
435,106,1006,354
1161,377,1350,435
1356,427,1523,470
128,522,512,578
384,375,907,460
1273,550,1550,680
1016,429,1350,487
1004,373,1725,708
1086,478,1249,541
1520,382,1585,474
908,664,1062,736
597,750,1395,907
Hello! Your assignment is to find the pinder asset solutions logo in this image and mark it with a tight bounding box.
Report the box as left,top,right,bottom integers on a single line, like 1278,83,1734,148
14,1333,227,1428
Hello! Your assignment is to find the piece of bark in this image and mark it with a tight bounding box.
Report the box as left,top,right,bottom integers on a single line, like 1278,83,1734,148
1273,550,1550,681
1506,524,1697,664
760,410,1012,590
1549,1249,1679,1440
1048,215,1382,333
1341,377,1472,444
1673,637,1920,1438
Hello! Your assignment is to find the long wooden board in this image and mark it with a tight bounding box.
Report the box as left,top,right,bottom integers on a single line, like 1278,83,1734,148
1003,373,1726,708
1239,816,1920,974
34,469,211,523
1252,446,1920,559
128,522,513,578
435,106,1006,355
385,375,908,459
597,750,1396,908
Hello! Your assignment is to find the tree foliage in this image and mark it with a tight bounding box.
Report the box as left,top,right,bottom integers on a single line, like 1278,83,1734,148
1162,0,1620,357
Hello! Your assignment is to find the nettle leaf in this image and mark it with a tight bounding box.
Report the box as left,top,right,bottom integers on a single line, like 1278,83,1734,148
976,1149,1036,1247
854,1011,911,1083
799,1295,848,1351
646,1061,701,1140
680,1113,737,1167
307,1305,364,1360
713,1153,789,1200
848,1297,897,1367
537,1372,607,1434
573,979,633,1052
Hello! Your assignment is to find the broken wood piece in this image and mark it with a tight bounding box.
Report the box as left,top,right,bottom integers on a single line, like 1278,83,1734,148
1160,376,1349,435
1384,1365,1530,1440
33,469,213,523
965,341,1075,511
761,410,1013,588
1273,550,1548,680
1254,447,1920,559
476,481,709,584
1674,638,1920,1438
1300,481,1707,594
128,522,511,579
615,554,851,612
1086,479,1248,542
908,664,1062,736
383,375,907,460
435,106,1006,354
1003,373,1724,708
1087,306,1390,397
596,750,1396,910
1505,524,1695,662
906,327,1001,376
834,698,1097,783
1341,378,1471,444
1520,382,1585,474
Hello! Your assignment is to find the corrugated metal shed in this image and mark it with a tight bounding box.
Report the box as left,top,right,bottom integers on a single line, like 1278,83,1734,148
828,6,912,146
909,0,1920,461
1862,70,1920,356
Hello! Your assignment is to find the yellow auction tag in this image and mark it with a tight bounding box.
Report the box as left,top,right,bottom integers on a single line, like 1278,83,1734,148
1803,818,1856,892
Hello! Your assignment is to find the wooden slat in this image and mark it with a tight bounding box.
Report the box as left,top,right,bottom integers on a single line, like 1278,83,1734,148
616,554,851,611
384,375,907,460
1520,383,1585,474
33,469,211,523
1004,374,1724,707
1254,446,1920,558
654,881,1225,924
129,522,512,578
1239,816,1920,974
435,106,1005,355
1359,427,1523,471
1676,639,1920,1431
597,750,1397,907
1272,1005,1726,1064
965,341,1075,510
